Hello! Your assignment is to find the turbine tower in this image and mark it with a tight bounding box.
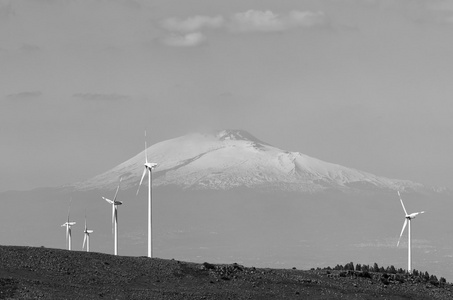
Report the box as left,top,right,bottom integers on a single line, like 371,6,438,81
102,178,123,256
397,191,425,273
83,211,94,252
61,201,76,251
137,131,158,258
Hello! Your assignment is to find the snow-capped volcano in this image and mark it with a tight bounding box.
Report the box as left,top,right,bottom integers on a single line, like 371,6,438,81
74,129,424,193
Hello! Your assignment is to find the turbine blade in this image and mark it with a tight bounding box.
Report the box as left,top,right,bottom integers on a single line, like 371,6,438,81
113,180,121,202
103,197,113,204
145,141,148,164
136,168,146,195
83,233,87,249
397,219,407,247
145,130,148,164
397,191,408,215
84,210,87,231
413,211,425,217
66,225,69,242
68,197,72,222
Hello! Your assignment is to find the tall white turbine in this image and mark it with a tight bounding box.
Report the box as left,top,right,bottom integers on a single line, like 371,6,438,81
61,202,76,251
137,131,157,258
102,178,123,256
83,211,94,252
397,191,425,273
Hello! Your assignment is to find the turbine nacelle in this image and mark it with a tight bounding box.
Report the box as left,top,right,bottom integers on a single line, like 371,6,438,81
103,197,123,206
406,211,424,220
61,222,76,227
145,162,157,171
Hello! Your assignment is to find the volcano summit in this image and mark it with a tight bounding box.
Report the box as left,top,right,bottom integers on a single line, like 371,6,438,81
74,129,425,193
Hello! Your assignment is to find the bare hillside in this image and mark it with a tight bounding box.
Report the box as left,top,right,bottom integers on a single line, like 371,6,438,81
0,246,452,299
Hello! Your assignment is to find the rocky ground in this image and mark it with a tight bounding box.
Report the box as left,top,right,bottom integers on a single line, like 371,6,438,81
0,245,452,299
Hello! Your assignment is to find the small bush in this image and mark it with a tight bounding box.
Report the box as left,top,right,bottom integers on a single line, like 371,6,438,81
395,274,405,283
202,262,215,270
358,271,372,279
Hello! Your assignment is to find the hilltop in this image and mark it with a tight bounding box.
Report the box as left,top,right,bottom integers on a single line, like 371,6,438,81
1,245,452,299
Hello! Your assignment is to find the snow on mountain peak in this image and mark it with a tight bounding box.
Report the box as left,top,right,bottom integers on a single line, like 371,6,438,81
215,129,269,145
73,130,426,193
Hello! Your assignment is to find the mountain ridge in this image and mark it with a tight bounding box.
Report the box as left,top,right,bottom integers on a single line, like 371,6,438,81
72,129,437,194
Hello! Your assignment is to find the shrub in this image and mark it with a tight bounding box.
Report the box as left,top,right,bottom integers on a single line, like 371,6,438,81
380,277,390,285
358,271,372,279
202,262,215,270
423,271,430,281
344,262,355,271
373,263,380,272
430,275,439,286
356,264,362,271
395,274,405,283
387,265,397,274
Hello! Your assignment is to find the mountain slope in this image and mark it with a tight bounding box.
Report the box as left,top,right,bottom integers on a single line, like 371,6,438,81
73,129,425,193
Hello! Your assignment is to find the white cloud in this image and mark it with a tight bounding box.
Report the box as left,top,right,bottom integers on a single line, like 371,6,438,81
229,10,325,32
162,15,224,33
159,10,326,47
162,32,206,47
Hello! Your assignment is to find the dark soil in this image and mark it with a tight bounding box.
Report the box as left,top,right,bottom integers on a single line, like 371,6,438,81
0,245,452,299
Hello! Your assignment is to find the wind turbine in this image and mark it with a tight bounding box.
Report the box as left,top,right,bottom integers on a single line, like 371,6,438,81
61,200,76,251
137,131,158,258
83,211,94,252
397,191,425,273
102,177,123,256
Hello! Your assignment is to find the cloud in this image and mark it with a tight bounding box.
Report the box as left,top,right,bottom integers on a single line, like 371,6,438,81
159,10,326,47
228,10,325,32
6,91,42,100
73,93,128,101
162,32,207,47
161,15,224,32
330,0,453,25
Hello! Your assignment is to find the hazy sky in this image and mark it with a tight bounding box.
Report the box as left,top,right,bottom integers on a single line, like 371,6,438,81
1,0,453,192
